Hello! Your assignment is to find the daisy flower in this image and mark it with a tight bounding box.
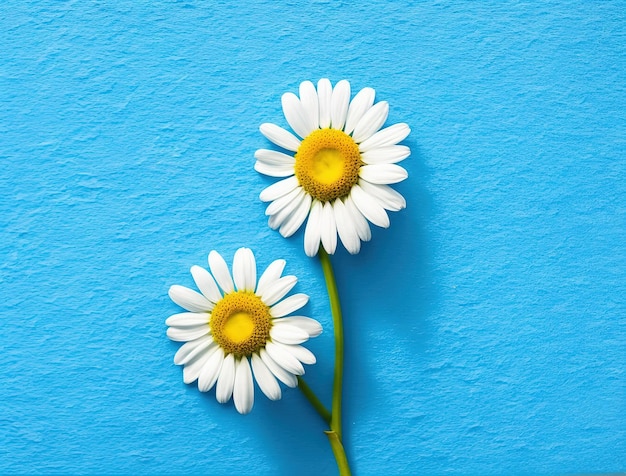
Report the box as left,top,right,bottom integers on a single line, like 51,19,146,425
255,78,410,257
166,248,322,414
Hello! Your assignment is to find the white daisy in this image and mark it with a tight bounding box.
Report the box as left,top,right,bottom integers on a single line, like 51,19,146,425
166,248,322,414
255,78,410,257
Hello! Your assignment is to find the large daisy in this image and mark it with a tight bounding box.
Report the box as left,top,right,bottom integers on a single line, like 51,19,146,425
166,248,322,414
255,78,410,256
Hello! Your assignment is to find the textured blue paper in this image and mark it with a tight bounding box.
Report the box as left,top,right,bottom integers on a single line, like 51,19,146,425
1,1,625,474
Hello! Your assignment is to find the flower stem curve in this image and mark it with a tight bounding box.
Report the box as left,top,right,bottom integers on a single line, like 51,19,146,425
297,376,331,424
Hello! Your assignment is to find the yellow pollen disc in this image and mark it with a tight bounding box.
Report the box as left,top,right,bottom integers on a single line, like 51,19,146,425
294,128,362,202
222,312,254,344
210,291,272,357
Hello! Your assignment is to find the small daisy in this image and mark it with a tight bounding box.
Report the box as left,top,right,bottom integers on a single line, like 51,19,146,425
166,248,322,414
255,79,410,256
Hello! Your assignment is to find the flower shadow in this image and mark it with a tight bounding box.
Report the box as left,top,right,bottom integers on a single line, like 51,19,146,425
330,140,437,447
334,140,436,339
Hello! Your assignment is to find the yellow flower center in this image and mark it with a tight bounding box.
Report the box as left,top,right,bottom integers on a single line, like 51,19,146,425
294,128,362,202
210,291,272,357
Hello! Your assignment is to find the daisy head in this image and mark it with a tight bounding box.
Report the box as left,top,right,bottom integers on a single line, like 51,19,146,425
255,79,410,257
166,248,322,414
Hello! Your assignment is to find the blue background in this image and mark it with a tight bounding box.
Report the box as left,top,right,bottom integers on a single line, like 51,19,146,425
1,1,625,474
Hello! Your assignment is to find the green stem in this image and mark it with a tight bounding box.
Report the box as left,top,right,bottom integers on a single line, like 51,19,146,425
325,430,351,476
297,376,331,425
319,248,351,476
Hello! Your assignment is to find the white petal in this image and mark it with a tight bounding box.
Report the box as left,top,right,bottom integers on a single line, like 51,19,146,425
282,92,314,138
267,213,286,230
183,350,214,384
208,251,234,294
256,259,286,296
167,325,211,342
190,266,222,304
299,80,319,131
320,201,338,254
317,78,332,129
265,341,304,375
331,80,350,130
259,348,297,388
333,198,361,254
359,123,411,152
173,335,214,365
168,285,213,312
269,190,306,233
344,87,375,135
265,186,302,217
304,200,323,257
359,180,406,211
277,316,323,338
360,145,411,164
350,184,390,228
254,149,296,166
216,353,236,403
270,323,310,345
197,347,225,392
193,340,219,365
270,293,309,318
278,193,312,238
261,275,298,307
268,213,284,231
166,312,209,328
260,123,301,152
259,176,299,202
359,164,408,184
233,357,254,414
254,161,296,178
268,189,306,233
251,353,281,400
345,194,371,242
233,247,256,292
279,342,316,365
352,101,389,143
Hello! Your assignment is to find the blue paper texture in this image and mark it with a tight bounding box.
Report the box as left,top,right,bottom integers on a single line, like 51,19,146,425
1,1,624,474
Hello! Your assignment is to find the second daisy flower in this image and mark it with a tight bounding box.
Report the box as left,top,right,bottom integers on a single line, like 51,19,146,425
166,248,322,414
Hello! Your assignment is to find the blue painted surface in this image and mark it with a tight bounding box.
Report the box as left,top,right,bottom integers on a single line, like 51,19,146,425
1,1,625,474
